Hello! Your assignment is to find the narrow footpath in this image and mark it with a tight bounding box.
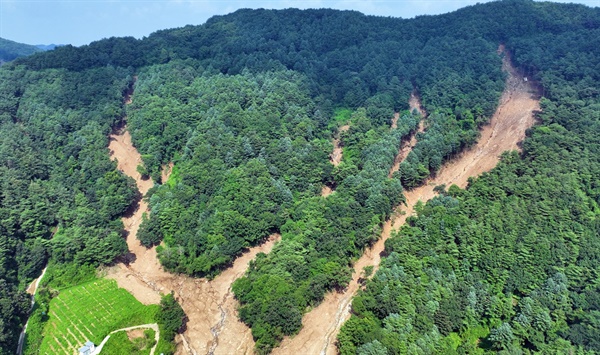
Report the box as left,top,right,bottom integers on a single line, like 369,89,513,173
273,45,540,355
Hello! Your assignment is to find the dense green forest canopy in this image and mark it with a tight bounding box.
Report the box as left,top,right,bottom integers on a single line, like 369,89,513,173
0,0,599,353
0,65,137,353
338,5,600,355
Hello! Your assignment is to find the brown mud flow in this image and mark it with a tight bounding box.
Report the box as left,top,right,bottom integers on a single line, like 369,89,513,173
106,82,280,355
322,124,351,197
330,125,350,167
273,45,540,355
272,111,425,355
409,91,427,117
321,185,334,197
389,91,427,178
388,117,426,178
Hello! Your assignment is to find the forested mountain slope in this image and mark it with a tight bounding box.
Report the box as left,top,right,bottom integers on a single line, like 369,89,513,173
338,8,600,355
0,0,598,354
272,45,539,355
0,38,41,64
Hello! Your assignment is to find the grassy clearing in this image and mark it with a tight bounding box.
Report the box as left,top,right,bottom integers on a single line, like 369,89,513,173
329,107,352,129
38,278,158,354
165,164,180,188
101,329,156,355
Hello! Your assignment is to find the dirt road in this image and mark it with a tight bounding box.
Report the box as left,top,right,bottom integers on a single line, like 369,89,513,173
26,267,47,296
17,267,48,355
106,85,280,355
273,45,539,355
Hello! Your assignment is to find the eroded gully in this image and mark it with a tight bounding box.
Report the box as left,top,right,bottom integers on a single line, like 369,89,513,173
106,82,280,355
272,45,540,355
322,124,350,197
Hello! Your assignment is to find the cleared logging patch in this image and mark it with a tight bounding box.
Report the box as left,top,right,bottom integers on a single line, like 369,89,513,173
39,278,159,354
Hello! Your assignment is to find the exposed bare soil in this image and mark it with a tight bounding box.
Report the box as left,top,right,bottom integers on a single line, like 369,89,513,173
106,89,281,355
127,328,145,340
26,267,46,295
388,119,426,178
321,185,334,197
25,282,35,295
425,45,539,191
330,125,350,167
390,112,399,130
409,91,427,117
273,45,540,355
322,124,351,197
162,161,174,183
272,119,424,355
388,92,427,177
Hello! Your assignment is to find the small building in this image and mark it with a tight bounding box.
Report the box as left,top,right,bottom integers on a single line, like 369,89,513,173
78,341,95,355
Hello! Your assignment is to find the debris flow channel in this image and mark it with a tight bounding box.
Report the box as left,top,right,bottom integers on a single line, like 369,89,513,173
272,45,540,355
106,80,280,355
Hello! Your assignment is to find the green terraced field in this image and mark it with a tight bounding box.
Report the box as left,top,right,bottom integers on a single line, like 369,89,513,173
39,278,158,354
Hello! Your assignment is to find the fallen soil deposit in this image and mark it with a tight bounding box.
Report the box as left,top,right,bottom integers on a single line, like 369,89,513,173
389,92,427,178
106,88,280,355
409,91,427,117
273,45,540,355
272,118,424,355
322,124,351,197
330,124,350,167
424,45,539,192
321,185,334,197
388,119,425,178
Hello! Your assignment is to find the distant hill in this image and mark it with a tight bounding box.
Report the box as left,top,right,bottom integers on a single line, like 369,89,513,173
35,44,62,51
0,37,42,63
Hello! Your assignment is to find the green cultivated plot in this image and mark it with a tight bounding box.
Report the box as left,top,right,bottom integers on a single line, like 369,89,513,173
39,279,158,354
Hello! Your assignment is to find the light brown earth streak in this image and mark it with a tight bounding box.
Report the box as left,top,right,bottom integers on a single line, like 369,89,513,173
106,81,280,355
273,44,539,355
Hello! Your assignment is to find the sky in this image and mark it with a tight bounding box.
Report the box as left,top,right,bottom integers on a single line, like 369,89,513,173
1,0,599,46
